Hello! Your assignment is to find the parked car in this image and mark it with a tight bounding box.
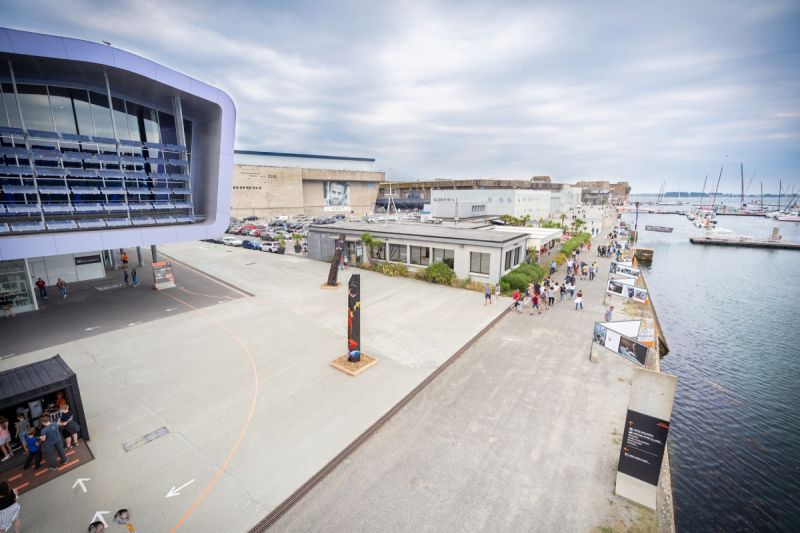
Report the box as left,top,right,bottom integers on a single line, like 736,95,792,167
242,239,261,250
222,236,243,246
243,215,259,221
261,241,279,253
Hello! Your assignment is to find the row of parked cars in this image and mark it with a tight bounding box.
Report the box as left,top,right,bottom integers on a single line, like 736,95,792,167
209,236,287,253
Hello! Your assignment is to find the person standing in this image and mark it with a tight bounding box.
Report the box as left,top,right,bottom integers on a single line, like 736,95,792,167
36,277,47,299
575,289,584,310
131,269,138,287
0,418,12,461
57,278,68,298
123,269,129,286
121,251,129,266
57,404,80,449
550,260,557,275
605,305,614,322
559,282,566,302
14,413,29,454
484,283,492,306
39,416,69,470
0,481,21,533
495,283,501,301
512,289,522,312
23,428,42,470
548,284,555,306
0,293,14,319
530,292,541,315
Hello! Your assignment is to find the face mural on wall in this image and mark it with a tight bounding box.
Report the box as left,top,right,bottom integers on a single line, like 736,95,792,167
323,181,351,211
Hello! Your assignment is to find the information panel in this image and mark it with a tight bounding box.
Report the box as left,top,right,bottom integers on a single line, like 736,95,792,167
617,409,670,486
152,260,175,290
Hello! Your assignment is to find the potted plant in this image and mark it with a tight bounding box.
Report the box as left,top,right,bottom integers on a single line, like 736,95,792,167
292,233,303,253
277,237,286,255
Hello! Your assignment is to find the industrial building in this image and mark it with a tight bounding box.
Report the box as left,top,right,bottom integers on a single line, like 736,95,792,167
231,150,385,219
0,27,235,313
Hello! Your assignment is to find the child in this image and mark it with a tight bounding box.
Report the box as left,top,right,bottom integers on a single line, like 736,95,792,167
0,417,12,461
23,427,42,470
58,404,81,449
14,413,29,454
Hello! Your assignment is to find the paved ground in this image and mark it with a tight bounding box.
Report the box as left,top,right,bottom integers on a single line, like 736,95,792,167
0,241,507,532
0,248,244,358
272,207,656,532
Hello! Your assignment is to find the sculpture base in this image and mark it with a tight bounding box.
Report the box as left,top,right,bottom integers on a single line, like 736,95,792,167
320,283,341,290
330,353,377,376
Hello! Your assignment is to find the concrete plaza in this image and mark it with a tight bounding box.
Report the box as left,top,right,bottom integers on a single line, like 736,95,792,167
272,208,656,532
0,240,507,531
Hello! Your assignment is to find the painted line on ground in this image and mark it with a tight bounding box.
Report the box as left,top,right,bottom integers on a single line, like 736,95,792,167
161,292,259,532
178,286,234,300
158,252,255,297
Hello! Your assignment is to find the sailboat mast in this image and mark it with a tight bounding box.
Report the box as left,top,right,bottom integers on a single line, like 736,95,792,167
761,181,763,209
778,180,781,211
710,166,723,210
740,163,744,208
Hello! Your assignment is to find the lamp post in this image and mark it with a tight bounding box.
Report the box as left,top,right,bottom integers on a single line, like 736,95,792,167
634,201,640,247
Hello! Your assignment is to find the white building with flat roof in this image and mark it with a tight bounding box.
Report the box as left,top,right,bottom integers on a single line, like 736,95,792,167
307,221,529,284
430,189,553,220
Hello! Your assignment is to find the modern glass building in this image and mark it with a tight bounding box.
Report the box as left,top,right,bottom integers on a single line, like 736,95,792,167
0,27,235,312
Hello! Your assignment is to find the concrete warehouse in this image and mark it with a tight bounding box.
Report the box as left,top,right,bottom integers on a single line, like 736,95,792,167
231,150,385,219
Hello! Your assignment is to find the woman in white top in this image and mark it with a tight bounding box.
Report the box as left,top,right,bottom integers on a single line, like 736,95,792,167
575,289,584,310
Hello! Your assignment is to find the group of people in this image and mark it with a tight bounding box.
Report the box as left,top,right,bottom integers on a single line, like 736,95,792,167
35,277,69,300
566,258,599,281
596,243,621,258
509,276,586,314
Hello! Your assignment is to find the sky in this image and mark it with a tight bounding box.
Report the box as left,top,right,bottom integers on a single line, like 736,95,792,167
2,0,799,193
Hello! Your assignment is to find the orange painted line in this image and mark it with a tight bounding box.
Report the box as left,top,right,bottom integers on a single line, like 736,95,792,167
58,458,80,471
8,474,22,482
13,483,29,491
35,468,49,477
162,292,259,533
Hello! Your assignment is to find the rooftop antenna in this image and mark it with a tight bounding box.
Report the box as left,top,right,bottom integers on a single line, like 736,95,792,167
102,40,111,46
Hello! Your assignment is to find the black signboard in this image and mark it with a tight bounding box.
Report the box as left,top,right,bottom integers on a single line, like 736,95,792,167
617,409,670,486
152,261,174,284
75,254,101,265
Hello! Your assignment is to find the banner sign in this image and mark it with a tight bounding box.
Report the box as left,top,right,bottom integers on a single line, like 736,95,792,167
152,260,175,289
74,254,102,266
617,409,670,486
593,322,649,366
609,261,640,278
607,279,648,303
323,181,351,212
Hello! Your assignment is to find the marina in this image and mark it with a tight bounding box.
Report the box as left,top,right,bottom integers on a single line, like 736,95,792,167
689,234,800,250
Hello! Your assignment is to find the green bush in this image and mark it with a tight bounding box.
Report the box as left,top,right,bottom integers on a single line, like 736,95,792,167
513,263,545,282
561,232,591,256
554,252,568,266
425,261,456,285
372,262,409,277
500,272,530,292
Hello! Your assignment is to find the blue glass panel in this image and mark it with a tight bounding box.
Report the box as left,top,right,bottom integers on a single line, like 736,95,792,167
28,129,61,140
0,165,33,176
35,167,68,177
0,126,25,136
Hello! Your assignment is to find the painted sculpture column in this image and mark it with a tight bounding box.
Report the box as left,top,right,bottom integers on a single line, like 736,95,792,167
347,274,361,362
326,234,346,286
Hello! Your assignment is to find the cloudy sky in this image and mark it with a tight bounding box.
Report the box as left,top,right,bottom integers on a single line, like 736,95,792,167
4,0,799,193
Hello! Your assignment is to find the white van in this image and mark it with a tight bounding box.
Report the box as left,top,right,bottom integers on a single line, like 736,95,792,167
222,236,243,246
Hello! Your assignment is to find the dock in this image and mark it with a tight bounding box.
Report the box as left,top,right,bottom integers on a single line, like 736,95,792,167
689,235,800,250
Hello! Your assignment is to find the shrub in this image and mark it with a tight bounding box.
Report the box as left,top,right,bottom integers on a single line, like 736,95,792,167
500,272,530,292
561,232,591,256
513,263,545,282
554,252,568,266
372,262,409,277
425,261,456,285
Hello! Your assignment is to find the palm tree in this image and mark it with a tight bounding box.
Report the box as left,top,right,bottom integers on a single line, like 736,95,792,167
360,232,384,267
560,213,567,229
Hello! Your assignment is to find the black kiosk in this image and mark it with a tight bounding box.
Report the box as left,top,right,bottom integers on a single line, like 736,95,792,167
0,355,90,451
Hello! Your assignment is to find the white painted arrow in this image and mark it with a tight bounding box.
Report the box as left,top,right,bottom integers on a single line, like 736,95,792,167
165,308,177,312
72,477,90,493
85,326,102,331
165,478,195,498
127,321,143,327
91,511,110,527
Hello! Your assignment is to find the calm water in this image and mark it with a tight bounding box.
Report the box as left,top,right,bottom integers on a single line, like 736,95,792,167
620,212,800,532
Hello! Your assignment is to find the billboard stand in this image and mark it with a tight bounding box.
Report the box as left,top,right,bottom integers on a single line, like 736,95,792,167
615,368,677,510
151,260,175,290
331,274,377,376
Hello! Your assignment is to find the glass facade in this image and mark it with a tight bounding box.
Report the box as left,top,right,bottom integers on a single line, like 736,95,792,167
470,252,490,275
0,259,34,313
0,77,195,235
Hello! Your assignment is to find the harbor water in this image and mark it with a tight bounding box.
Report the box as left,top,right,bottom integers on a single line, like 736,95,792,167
619,211,800,531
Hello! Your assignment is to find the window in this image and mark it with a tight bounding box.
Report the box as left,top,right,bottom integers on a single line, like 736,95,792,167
370,241,386,260
89,91,114,138
470,252,490,275
48,87,78,135
17,84,53,131
505,250,513,270
432,248,454,268
514,246,521,265
410,246,430,266
389,243,407,263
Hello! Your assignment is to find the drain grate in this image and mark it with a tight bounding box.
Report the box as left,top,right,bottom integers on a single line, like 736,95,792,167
123,426,169,452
